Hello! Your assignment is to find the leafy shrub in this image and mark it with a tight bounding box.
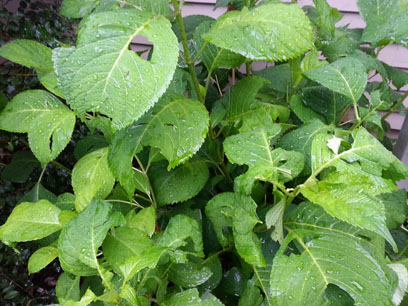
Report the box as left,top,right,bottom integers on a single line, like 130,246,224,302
1,0,408,305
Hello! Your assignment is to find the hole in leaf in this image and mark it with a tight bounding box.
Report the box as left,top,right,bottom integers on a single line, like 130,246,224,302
131,35,153,61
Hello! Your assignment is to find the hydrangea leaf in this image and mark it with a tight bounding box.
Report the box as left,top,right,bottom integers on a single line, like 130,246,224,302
72,147,115,212
270,202,398,306
0,90,75,165
203,3,314,62
108,95,209,197
28,246,59,274
53,9,179,129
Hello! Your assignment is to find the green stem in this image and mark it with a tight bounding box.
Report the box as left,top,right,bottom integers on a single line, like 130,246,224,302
246,62,252,76
352,100,361,124
135,155,157,208
192,41,209,63
106,199,144,209
382,91,408,122
171,0,204,103
350,102,384,131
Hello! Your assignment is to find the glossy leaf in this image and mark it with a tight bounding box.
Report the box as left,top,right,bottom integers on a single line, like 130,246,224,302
28,246,58,274
168,257,213,288
72,147,115,211
0,90,75,165
194,20,245,72
108,95,209,196
0,200,61,242
270,202,398,306
53,9,179,128
304,58,368,104
58,200,124,276
206,193,265,267
149,160,209,206
203,3,314,61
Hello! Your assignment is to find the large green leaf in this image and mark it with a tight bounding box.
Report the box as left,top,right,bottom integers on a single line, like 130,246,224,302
0,90,75,165
203,3,314,62
58,200,124,276
53,9,179,129
0,40,63,97
206,193,265,267
28,246,59,274
270,202,397,306
194,20,245,72
304,58,368,104
108,95,209,196
149,160,209,206
0,200,61,242
72,147,115,211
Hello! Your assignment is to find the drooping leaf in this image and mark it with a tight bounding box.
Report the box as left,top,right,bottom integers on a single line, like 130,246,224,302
0,40,63,96
53,9,179,129
103,226,153,273
149,160,209,206
108,95,209,197
158,214,204,257
28,246,58,274
0,200,61,242
203,3,314,62
72,147,115,211
1,151,40,183
270,202,398,306
206,193,265,267
0,90,75,165
58,200,124,276
194,20,245,72
304,57,368,104
56,272,81,303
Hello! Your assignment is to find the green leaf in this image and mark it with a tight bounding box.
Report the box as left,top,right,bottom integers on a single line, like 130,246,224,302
312,0,341,40
53,9,179,129
194,20,245,72
108,95,209,197
384,63,408,90
56,272,81,303
265,199,286,244
58,200,124,276
163,289,224,306
124,0,172,15
0,90,75,165
158,214,204,257
203,3,314,62
0,200,61,242
55,193,76,211
19,183,57,204
206,193,265,267
270,202,397,306
125,206,156,237
304,58,368,104
290,94,326,123
72,147,115,211
254,64,291,93
60,0,118,18
1,151,40,183
239,279,263,306
73,135,108,161
279,119,334,175
28,246,58,274
0,40,63,97
168,257,213,288
149,160,209,206
380,190,408,229
103,226,153,270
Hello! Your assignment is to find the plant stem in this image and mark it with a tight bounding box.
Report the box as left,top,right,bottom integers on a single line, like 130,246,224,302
381,91,408,122
246,62,252,76
171,0,204,103
135,155,157,208
350,102,384,131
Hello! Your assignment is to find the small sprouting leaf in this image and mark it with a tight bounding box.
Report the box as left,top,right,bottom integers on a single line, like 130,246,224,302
28,246,58,274
58,200,124,276
0,90,75,165
0,200,61,242
149,160,209,206
56,272,81,303
203,3,314,61
108,95,209,197
53,9,179,129
206,193,265,267
270,202,398,305
72,147,115,211
304,57,368,104
194,20,245,72
125,206,156,237
103,227,153,272
1,151,40,183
